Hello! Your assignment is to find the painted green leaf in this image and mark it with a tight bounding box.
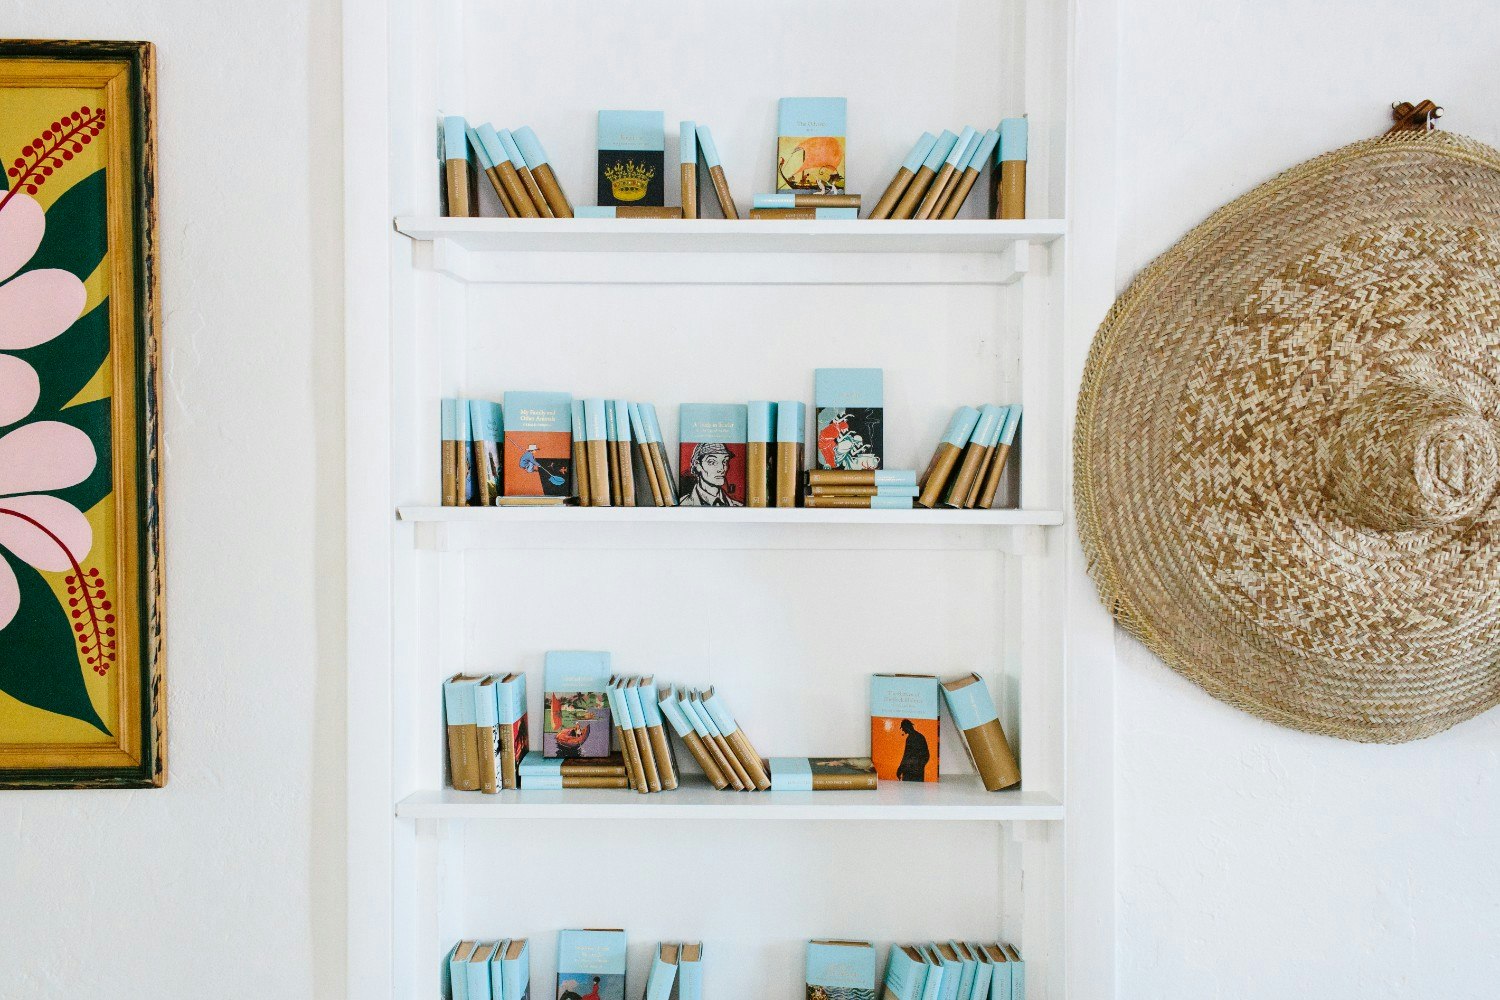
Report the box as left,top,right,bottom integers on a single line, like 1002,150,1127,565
46,398,113,515
27,169,107,281
0,548,108,733
13,298,110,414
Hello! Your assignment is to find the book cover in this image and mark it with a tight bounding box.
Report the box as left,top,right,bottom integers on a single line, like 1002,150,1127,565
806,940,876,1000
556,929,626,1000
598,110,664,207
947,943,976,1000
679,120,698,218
470,400,503,506
502,392,573,498
497,672,529,790
882,945,929,1000
678,403,747,507
443,674,481,792
931,945,962,1000
695,125,739,219
475,675,502,795
644,943,678,1000
746,400,775,508
815,368,883,471
677,942,704,1000
543,651,613,758
777,98,847,193
870,674,939,782
467,942,496,1000
775,400,807,508
1002,944,1023,1000
940,674,1021,791
449,940,478,1000
980,944,1010,1000
966,943,993,1000
995,118,1028,220
500,938,532,1000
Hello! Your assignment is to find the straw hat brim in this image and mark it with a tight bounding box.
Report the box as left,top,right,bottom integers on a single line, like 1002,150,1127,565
1076,130,1500,743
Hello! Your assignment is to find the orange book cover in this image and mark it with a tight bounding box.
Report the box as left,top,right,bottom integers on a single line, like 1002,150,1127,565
869,674,939,782
501,391,573,498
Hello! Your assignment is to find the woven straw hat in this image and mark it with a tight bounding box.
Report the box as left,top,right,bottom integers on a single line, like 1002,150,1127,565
1076,129,1500,743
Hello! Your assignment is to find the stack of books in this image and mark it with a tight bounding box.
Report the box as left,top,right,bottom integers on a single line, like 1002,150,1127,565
870,120,1022,221
916,404,1021,510
804,469,918,509
604,674,678,794
570,398,678,508
443,672,528,793
882,940,1026,999
518,751,629,790
445,938,531,1000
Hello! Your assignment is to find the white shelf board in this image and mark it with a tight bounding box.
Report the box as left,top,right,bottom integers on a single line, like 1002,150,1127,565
395,505,1065,552
393,216,1065,284
395,775,1062,823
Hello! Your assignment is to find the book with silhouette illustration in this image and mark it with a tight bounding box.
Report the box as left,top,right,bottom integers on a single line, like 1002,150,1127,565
870,674,939,782
557,929,626,1000
502,392,573,498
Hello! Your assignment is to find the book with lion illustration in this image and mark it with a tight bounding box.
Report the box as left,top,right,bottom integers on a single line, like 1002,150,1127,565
0,41,163,788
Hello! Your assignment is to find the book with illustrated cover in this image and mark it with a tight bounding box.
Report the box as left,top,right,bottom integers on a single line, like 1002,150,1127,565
771,757,878,791
499,938,531,1000
503,392,573,498
806,940,876,1000
440,115,474,217
677,942,703,1000
816,368,883,471
448,940,478,1000
746,401,774,508
679,120,698,218
443,674,481,792
695,125,739,219
775,400,807,508
882,945,930,1000
475,676,502,795
940,674,1021,791
543,651,612,758
777,98,847,193
557,929,626,1000
870,674,939,782
497,672,529,789
644,943,678,1000
471,400,502,506
598,110,664,207
678,404,747,507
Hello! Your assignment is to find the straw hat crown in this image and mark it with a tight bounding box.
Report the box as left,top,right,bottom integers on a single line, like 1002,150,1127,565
1076,129,1500,743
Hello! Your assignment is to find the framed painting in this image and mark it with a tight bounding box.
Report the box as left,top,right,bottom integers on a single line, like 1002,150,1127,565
0,40,162,787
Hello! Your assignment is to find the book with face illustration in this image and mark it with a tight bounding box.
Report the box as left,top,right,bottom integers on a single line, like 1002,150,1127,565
502,391,573,498
815,368,883,471
543,651,612,759
678,404,748,507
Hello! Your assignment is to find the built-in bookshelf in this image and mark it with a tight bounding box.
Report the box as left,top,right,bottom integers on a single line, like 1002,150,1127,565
344,1,1118,997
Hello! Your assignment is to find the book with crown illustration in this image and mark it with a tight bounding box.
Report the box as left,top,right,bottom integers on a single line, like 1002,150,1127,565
557,929,627,1000
598,110,664,207
502,392,573,498
778,98,847,193
815,368,884,471
543,651,613,759
870,674,939,783
678,404,748,507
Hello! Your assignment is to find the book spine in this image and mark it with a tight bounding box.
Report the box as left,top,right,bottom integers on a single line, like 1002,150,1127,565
443,677,480,792
576,205,684,219
441,398,460,506
613,400,636,507
806,469,917,487
871,133,937,220
475,679,501,795
755,192,862,208
812,771,879,790
996,118,1028,220
939,129,1000,221
584,398,612,507
917,126,976,220
775,441,802,507
704,690,771,790
644,723,677,790
444,160,472,218
605,403,622,505
514,127,574,217
808,485,919,497
571,400,591,507
607,683,646,792
976,405,1021,510
803,495,913,509
747,441,770,506
623,681,662,793
749,207,859,220
642,404,678,504
918,406,981,507
680,120,698,219
626,404,662,506
482,126,540,218
891,165,935,219
962,409,1004,509
455,399,474,506
1008,952,1024,1000
441,117,471,217
697,126,739,219
469,124,519,217
931,129,981,218
557,760,628,778
682,693,748,791
941,405,1002,508
942,676,1021,791
498,128,554,218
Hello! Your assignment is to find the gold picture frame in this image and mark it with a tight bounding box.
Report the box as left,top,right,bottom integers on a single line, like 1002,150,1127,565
0,40,162,787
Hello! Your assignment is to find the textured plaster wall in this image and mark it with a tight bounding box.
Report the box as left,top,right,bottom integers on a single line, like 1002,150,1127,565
1113,1,1500,997
0,2,344,998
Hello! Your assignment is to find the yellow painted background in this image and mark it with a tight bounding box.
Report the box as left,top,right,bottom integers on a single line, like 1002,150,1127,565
0,85,119,744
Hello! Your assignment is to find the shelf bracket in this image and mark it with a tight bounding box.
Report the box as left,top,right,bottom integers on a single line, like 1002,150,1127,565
412,521,452,552
1004,819,1053,843
997,239,1030,285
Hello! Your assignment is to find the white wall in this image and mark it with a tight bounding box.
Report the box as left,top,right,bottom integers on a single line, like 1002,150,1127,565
0,3,344,999
1112,1,1500,997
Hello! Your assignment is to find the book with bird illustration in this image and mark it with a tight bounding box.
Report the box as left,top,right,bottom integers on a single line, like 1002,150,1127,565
777,97,847,193
815,368,883,471
502,391,573,498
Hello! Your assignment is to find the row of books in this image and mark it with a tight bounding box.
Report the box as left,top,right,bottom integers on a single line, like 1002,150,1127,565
444,654,1019,795
439,101,1029,221
917,405,1021,510
808,939,1025,1000
447,932,704,1000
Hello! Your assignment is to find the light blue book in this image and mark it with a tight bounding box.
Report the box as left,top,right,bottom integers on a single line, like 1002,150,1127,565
513,126,552,170
806,939,877,998
883,944,930,1000
967,405,1004,450
769,756,813,791
517,753,562,790
496,129,527,169
657,686,695,738
498,938,530,1000
917,947,945,1000
543,651,613,759
747,401,776,444
967,130,1001,172
609,400,631,444
863,496,914,509
922,131,960,173
939,407,982,450
677,942,704,1000
466,125,494,170
679,120,698,165
643,944,678,1000
966,944,993,1000
557,929,627,1000
946,127,980,171
487,939,508,1000
474,124,512,168
901,132,939,174
998,404,1022,447
776,400,807,445
442,115,469,162
777,97,848,193
465,942,496,1000
1003,944,1023,1000
948,942,977,1000
448,940,477,1000
932,944,963,1000
998,118,1028,164
983,945,1012,1000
